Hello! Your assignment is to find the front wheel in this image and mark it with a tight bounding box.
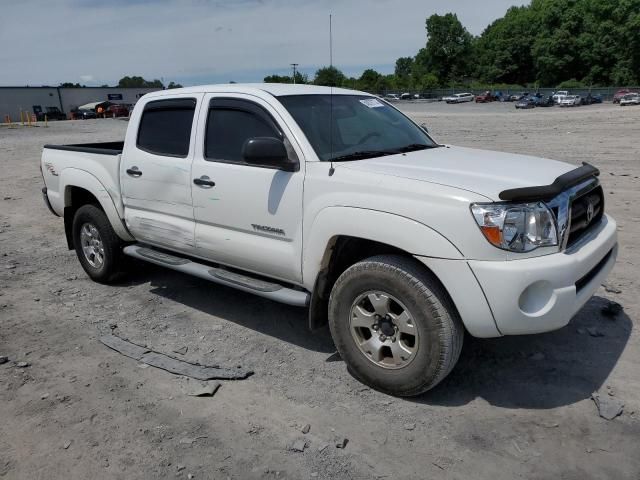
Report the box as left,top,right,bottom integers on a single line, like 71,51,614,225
328,255,463,397
72,204,125,283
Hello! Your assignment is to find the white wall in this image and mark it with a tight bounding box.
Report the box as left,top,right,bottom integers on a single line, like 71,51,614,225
0,88,59,121
0,87,162,120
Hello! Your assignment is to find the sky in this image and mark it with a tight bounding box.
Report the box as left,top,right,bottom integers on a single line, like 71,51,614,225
0,0,525,87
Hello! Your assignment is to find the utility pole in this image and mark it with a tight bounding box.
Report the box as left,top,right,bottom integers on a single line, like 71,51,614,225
290,63,299,84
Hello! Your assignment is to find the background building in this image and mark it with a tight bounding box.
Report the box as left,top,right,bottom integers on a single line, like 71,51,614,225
0,86,162,120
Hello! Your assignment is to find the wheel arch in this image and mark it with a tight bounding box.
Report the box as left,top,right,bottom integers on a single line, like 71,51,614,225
304,207,463,331
60,169,134,249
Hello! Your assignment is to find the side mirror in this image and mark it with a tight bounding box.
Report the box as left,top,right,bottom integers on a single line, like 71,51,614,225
242,137,298,172
420,123,429,133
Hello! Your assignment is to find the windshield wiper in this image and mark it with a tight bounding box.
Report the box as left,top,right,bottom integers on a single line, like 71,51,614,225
330,150,400,162
396,143,441,152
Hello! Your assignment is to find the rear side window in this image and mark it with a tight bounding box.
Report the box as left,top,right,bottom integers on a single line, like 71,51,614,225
137,98,196,157
205,99,282,163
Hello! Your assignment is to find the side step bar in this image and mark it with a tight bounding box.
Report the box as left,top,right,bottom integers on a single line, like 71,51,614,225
123,245,310,307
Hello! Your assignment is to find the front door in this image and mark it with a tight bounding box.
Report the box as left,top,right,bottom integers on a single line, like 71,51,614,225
191,93,305,283
121,94,203,254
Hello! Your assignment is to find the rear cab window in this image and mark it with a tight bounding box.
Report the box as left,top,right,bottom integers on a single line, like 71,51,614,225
137,98,197,157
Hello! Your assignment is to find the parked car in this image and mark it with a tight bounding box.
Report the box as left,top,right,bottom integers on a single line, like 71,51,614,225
72,108,97,120
41,83,617,397
506,92,529,102
552,90,570,103
399,93,412,100
613,89,638,104
559,95,582,107
33,106,67,121
446,93,474,104
104,104,130,118
475,91,495,103
536,95,555,107
515,97,536,109
580,93,603,105
384,94,399,100
620,93,640,106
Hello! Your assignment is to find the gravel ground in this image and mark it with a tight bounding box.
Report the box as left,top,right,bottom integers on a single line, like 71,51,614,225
1,101,639,479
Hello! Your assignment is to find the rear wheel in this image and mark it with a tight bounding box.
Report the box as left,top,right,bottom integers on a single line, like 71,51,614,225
328,255,463,397
72,204,125,283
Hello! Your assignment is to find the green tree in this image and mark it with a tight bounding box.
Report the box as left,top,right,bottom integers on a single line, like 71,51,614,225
357,69,382,92
422,13,473,83
117,76,164,88
313,66,346,87
394,57,414,88
417,73,439,90
59,82,83,88
263,72,308,84
167,81,183,89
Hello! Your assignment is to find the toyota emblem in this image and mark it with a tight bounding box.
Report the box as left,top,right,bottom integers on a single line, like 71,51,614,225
586,201,595,223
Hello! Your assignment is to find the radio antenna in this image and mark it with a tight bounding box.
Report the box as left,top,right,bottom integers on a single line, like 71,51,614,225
328,13,335,176
329,13,333,67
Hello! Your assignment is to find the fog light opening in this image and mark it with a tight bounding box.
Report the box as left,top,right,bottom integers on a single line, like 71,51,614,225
518,280,557,316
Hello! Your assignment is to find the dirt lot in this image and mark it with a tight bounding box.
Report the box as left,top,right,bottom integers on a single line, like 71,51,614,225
1,101,639,480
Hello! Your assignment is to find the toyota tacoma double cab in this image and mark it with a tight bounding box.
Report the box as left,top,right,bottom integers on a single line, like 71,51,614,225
41,84,618,396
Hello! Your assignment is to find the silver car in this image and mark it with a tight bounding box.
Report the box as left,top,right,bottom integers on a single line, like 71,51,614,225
620,93,640,106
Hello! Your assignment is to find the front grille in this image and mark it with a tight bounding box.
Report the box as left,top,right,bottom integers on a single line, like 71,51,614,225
566,185,604,247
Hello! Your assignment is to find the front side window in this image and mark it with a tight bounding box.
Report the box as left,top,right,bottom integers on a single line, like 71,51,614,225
137,98,196,157
278,94,437,162
205,99,281,163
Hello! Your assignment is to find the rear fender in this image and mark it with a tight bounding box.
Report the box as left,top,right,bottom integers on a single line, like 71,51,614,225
58,168,134,242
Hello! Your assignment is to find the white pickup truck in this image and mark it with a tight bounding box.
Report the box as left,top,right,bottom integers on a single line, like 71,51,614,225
41,84,617,396
552,90,570,103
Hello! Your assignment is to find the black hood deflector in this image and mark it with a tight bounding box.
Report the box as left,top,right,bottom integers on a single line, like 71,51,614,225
499,162,600,202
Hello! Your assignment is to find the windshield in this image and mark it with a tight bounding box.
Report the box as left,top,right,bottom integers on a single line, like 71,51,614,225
278,94,437,161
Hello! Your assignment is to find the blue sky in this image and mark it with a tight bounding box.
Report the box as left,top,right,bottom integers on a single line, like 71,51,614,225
0,0,525,86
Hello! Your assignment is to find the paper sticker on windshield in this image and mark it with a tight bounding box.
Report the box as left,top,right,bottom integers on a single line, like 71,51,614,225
360,98,385,108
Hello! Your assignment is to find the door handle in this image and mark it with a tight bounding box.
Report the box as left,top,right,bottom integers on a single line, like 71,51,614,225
193,176,216,188
126,167,142,177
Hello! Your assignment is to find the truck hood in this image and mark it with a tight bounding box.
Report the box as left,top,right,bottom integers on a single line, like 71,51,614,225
338,145,575,201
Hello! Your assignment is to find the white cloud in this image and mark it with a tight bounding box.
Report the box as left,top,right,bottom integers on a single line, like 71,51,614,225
0,0,523,86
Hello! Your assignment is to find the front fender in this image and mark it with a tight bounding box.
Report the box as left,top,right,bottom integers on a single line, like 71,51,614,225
57,168,134,242
302,206,462,289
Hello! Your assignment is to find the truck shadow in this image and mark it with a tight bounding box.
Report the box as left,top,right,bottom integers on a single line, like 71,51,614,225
117,265,630,408
119,261,336,354
414,295,632,409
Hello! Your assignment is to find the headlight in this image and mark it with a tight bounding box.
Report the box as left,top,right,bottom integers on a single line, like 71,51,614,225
470,202,558,252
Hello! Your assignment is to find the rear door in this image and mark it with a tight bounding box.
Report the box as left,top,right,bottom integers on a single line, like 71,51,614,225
190,93,305,283
121,94,203,254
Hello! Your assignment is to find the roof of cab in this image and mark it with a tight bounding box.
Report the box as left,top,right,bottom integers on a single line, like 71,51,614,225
143,83,369,99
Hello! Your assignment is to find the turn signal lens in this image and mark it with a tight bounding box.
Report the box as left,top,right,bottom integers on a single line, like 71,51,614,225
471,202,558,252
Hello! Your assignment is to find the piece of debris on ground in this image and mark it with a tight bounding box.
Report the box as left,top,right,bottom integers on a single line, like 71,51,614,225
100,334,253,380
601,300,623,318
180,379,221,397
591,391,624,420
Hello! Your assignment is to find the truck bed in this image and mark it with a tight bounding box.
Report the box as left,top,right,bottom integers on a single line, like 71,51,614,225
43,141,124,155
41,141,125,220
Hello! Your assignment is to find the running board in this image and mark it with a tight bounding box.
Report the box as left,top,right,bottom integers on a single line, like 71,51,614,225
123,245,309,307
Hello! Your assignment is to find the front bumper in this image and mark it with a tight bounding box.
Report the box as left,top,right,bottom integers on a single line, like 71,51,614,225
469,214,617,335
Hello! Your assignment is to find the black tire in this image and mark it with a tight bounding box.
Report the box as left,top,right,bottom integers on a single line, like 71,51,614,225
328,255,463,397
72,204,125,284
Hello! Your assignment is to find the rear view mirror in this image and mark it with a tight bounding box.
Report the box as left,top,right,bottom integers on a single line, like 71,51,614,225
420,123,429,133
242,137,298,172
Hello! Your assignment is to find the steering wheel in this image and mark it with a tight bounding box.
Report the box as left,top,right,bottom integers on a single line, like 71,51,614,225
355,132,381,145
